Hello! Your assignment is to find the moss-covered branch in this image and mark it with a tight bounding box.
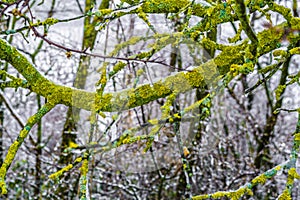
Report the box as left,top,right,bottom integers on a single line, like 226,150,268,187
0,102,55,194
0,20,299,112
235,0,258,50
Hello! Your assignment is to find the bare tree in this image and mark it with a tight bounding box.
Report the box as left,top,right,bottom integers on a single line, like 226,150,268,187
0,0,299,199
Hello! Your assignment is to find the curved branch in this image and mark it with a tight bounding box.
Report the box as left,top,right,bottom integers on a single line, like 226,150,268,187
0,22,297,112
235,0,258,44
0,102,55,194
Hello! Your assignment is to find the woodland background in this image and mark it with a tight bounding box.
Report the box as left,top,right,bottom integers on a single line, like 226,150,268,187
0,0,300,199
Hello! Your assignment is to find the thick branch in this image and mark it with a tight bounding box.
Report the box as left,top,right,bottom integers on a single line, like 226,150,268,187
235,0,258,48
0,22,296,112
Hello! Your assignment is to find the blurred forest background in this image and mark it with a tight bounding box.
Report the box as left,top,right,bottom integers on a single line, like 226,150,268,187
0,0,300,199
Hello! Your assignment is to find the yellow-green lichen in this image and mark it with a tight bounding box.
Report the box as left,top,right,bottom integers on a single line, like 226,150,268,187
80,159,89,176
79,159,89,199
229,187,247,200
0,178,7,195
289,47,300,55
275,85,286,100
275,165,282,171
214,45,245,74
137,6,153,28
19,129,29,138
95,93,113,112
153,81,171,96
273,49,288,57
113,62,126,73
184,94,210,113
192,186,253,200
240,62,254,74
257,24,284,55
268,2,293,22
161,93,176,118
95,9,112,17
11,8,21,16
110,36,145,56
149,125,161,135
259,63,279,74
143,136,154,153
74,157,83,163
1,0,18,3
211,191,229,198
148,118,159,125
136,51,153,59
291,17,300,30
173,113,181,119
278,189,292,200
288,168,300,181
192,194,210,200
137,68,144,77
251,174,267,185
30,18,59,27
141,0,190,13
109,62,127,78
0,141,21,194
228,24,243,43
49,164,73,180
121,0,140,4
230,64,240,77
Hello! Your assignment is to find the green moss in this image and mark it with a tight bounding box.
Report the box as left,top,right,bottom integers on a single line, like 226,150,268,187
264,169,277,178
